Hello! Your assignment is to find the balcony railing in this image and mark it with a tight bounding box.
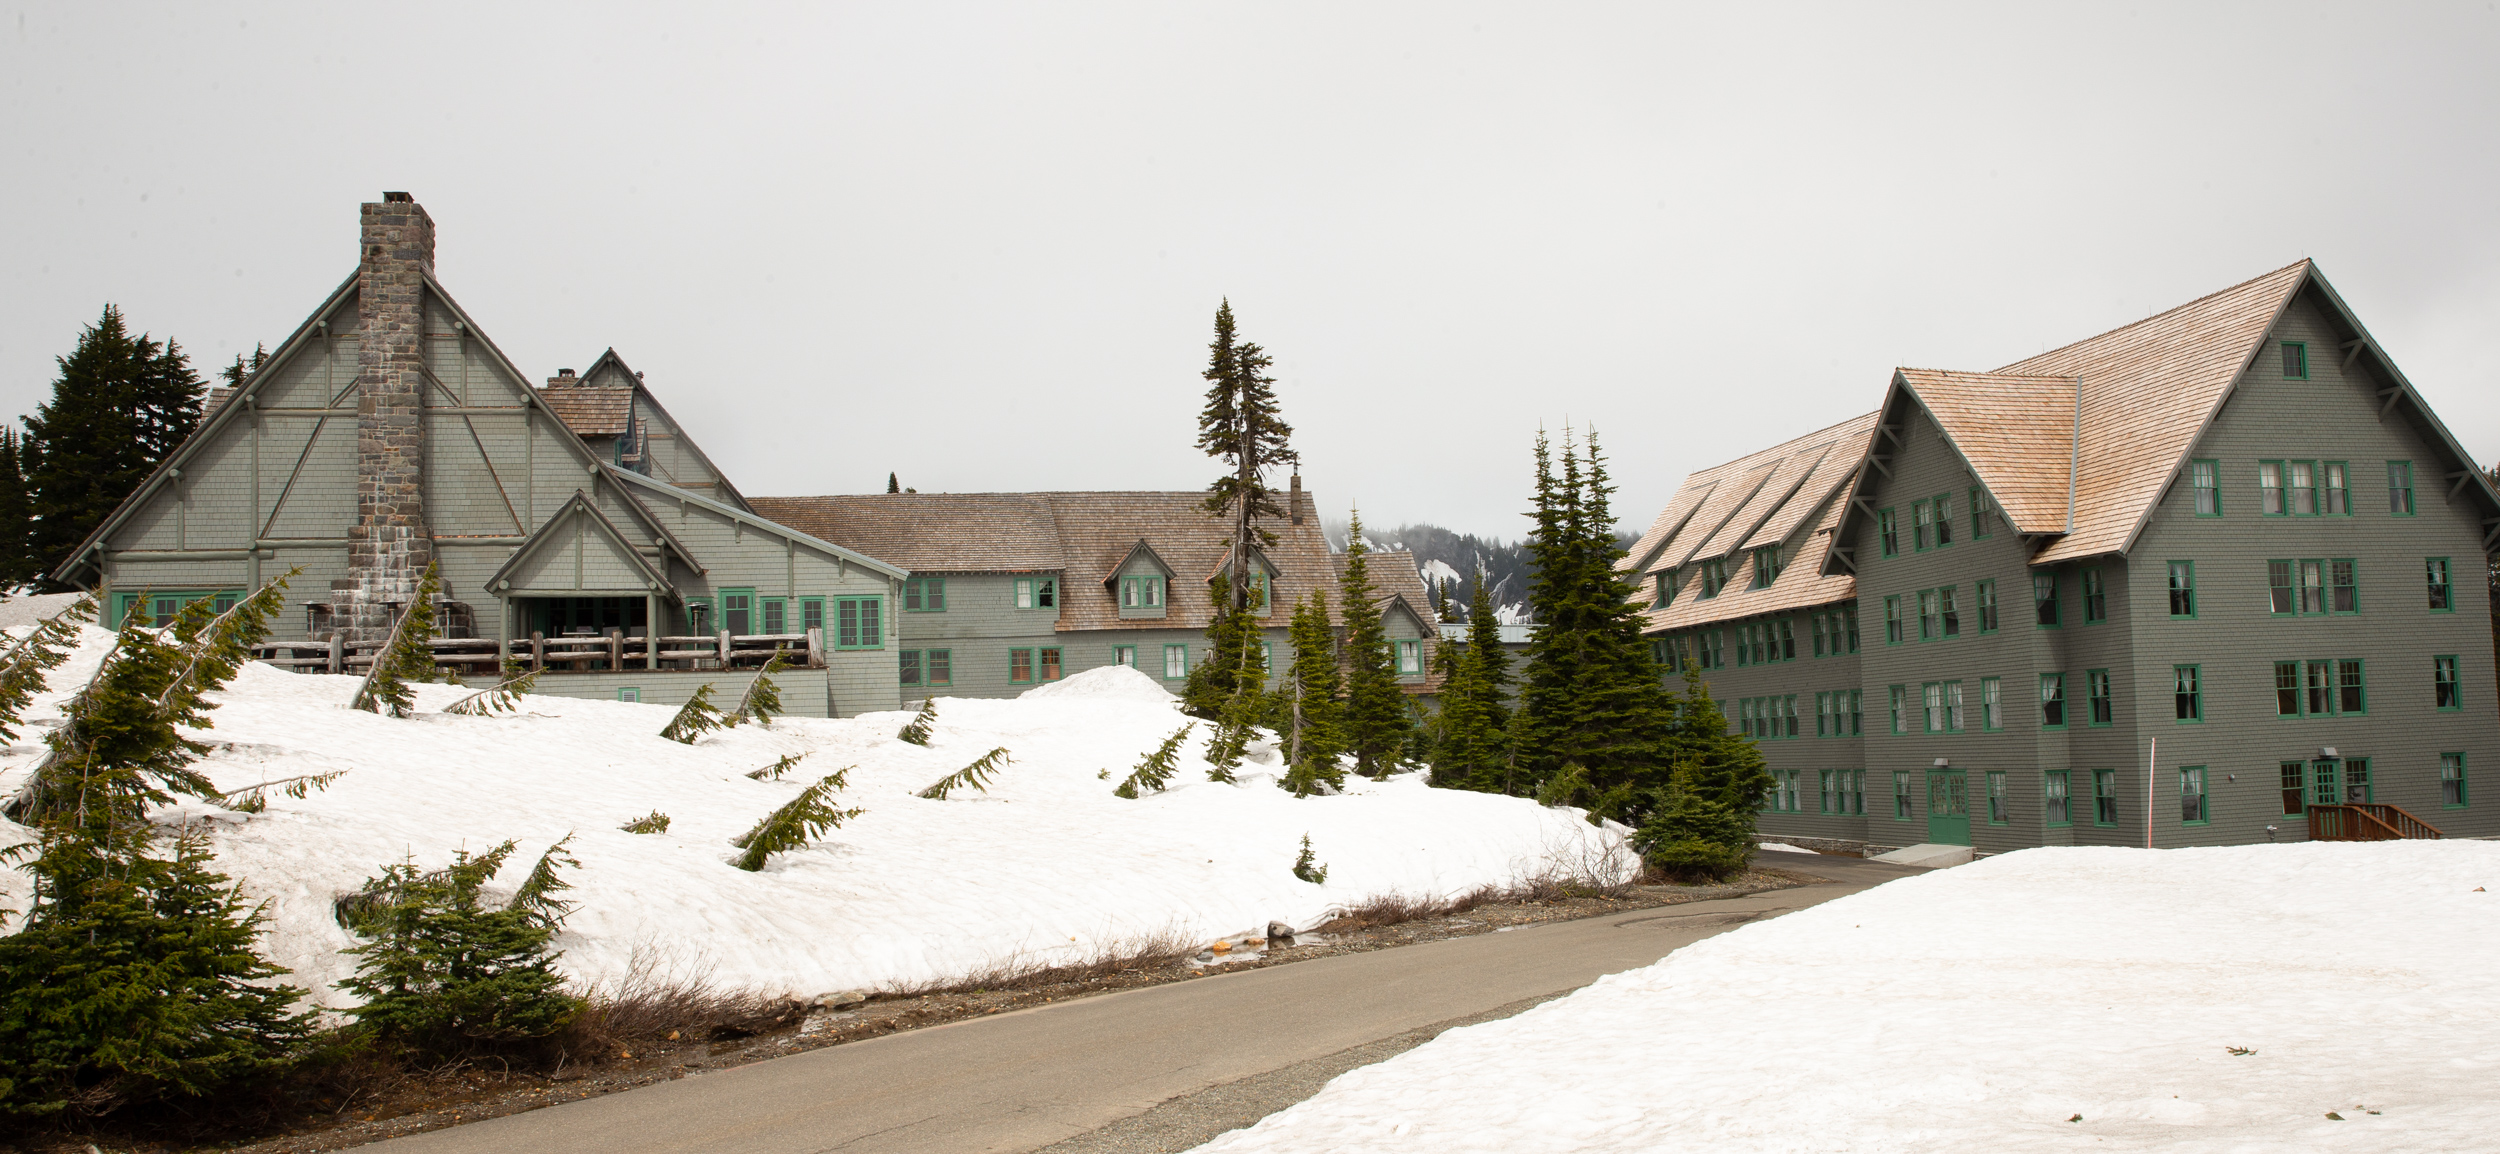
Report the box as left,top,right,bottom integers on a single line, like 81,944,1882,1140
251,629,826,676
2306,803,2444,842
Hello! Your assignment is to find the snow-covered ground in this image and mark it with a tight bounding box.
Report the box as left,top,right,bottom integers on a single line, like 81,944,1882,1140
1194,841,2500,1153
0,626,1631,1007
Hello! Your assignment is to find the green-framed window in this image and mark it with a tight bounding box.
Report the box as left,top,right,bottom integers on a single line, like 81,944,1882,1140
2092,769,2119,826
720,587,756,634
2441,753,2469,808
1975,579,1998,633
2275,657,2367,717
1010,648,1035,684
2388,460,2415,515
1700,556,1730,598
2033,572,2060,627
110,588,242,629
2086,668,2113,726
2044,770,2073,827
761,597,787,635
1878,508,1899,557
801,597,826,637
1944,680,1965,732
2279,761,2306,816
903,577,947,612
1120,575,1165,610
617,687,641,703
1939,586,1960,638
833,596,883,648
1013,577,1060,610
2173,665,2201,722
2323,461,2349,515
2427,558,2453,610
1112,645,1137,668
2179,766,2210,825
1774,618,1795,660
1811,614,1829,657
1702,629,1725,668
1986,770,2009,824
1888,684,1906,735
1651,638,1677,673
1931,492,1955,547
2166,561,2195,617
1753,546,1782,589
2281,340,2308,379
1970,487,1993,538
1161,644,1188,679
2258,460,2285,515
2435,655,2462,711
2270,558,2359,616
1818,769,1837,813
2290,460,2320,515
1917,590,1940,641
1981,676,2003,731
1396,638,1423,676
1843,605,1859,652
899,648,953,687
1892,771,1913,821
1912,498,1934,551
1921,682,1946,734
2189,459,2221,516
1654,570,1676,610
1007,646,1064,684
1846,689,1863,735
2040,672,2067,728
2267,560,2294,614
1884,595,1904,645
2081,568,2106,624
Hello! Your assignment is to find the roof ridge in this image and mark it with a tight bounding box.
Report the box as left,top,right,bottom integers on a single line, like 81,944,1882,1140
1994,259,2312,374
1678,410,1880,479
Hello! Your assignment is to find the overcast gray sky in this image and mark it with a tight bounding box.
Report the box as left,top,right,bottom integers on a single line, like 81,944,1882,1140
5,3,2496,540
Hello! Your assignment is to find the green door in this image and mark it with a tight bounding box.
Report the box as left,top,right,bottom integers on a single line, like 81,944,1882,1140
1926,769,1971,845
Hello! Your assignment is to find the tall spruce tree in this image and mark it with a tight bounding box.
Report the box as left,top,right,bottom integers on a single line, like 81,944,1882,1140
0,429,35,589
22,306,206,581
1336,508,1410,777
1511,429,1679,822
1193,300,1296,722
1280,590,1346,795
1431,578,1514,790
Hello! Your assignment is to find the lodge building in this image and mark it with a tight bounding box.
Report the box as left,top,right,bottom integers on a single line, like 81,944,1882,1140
1626,262,2499,850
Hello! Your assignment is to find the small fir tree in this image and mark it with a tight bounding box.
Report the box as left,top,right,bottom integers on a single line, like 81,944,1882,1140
886,472,901,494
660,683,730,744
0,429,36,589
0,596,92,742
350,563,445,717
336,840,580,1054
730,651,788,727
1290,834,1328,884
1280,591,1346,797
731,769,863,871
1184,573,1266,719
214,769,348,813
444,662,541,716
1335,509,1411,778
919,747,1011,799
1114,725,1192,798
1430,579,1514,791
619,811,671,834
896,697,938,745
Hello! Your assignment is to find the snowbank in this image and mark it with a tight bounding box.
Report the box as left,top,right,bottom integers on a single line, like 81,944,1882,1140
0,627,1630,1007
1195,842,2500,1153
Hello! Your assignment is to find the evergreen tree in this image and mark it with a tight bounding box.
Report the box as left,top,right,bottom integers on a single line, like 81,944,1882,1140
919,748,1010,799
1335,508,1409,777
887,472,901,494
335,840,580,1054
351,564,444,717
0,428,35,589
1193,300,1296,723
1635,672,1775,880
219,343,268,391
730,651,788,727
660,684,730,744
22,306,206,580
1511,429,1680,823
1183,573,1264,718
1280,591,1345,796
1431,579,1514,790
896,697,937,745
729,769,863,871
1114,725,1192,798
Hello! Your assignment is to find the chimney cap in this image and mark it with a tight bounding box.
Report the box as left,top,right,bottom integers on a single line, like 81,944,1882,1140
382,191,414,203
557,368,576,378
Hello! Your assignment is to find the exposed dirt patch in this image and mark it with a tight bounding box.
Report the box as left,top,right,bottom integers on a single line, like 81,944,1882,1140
3,867,1818,1154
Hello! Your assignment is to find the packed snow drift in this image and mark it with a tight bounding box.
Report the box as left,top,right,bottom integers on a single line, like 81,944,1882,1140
1193,841,2500,1153
0,627,1632,1007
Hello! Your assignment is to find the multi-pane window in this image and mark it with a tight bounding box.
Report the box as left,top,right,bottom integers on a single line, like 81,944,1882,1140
762,598,787,634
2082,569,2107,624
2034,572,2060,626
2044,771,2072,826
1917,590,1941,641
1932,493,1955,547
2174,666,2201,722
1821,770,1867,816
2275,658,2367,717
1819,770,1836,814
2093,769,2119,826
1885,595,1904,645
2323,461,2349,515
834,596,883,648
2280,762,2307,815
1013,577,1059,609
1848,689,1864,735
2040,673,2067,728
1113,645,1137,668
2427,558,2453,610
721,589,754,635
2388,460,2415,515
2290,461,2319,515
2259,460,2286,515
2166,561,2195,617
2441,753,2469,807
1945,681,1965,732
2270,558,2358,615
1893,771,1913,820
1811,615,1829,657
1845,606,1859,652
1878,508,1899,557
2190,459,2221,516
1922,683,1947,733
2180,767,2209,824
1976,579,1998,632
1162,644,1188,679
1970,487,1994,537
1396,639,1423,676
1981,676,2003,730
1776,619,1796,660
1703,630,1725,668
1120,576,1165,608
1987,771,2009,823
1912,499,1934,551
2281,340,2307,378
2087,669,2113,726
898,648,953,687
1655,570,1676,610
1753,546,1783,589
1009,648,1036,684
1700,557,1730,598
1939,586,1960,638
903,577,948,612
2330,560,2358,612
2435,656,2462,711
1889,685,1907,735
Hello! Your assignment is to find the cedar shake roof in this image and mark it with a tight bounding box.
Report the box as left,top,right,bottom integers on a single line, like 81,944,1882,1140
1893,369,2078,534
1624,413,1878,583
1640,486,1856,633
746,494,1066,572
201,387,236,422
538,378,634,436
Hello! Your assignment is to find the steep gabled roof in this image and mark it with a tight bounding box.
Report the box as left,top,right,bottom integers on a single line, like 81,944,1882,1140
1892,369,2078,534
1622,412,1879,581
743,493,1066,572
1641,476,1856,633
538,377,633,436
1044,489,1335,632
1104,539,1176,586
486,489,677,596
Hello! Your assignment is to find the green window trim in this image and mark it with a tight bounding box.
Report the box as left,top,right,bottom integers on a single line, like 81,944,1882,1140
2274,657,2369,718
1911,498,1933,552
1654,570,1676,610
2086,668,2113,726
2033,572,2060,628
719,587,757,635
801,597,826,636
1884,595,1904,645
2281,340,2308,379
2427,557,2454,611
1877,508,1899,558
2258,460,2285,516
2166,561,2196,618
2179,766,2210,826
1917,589,1939,642
1892,770,1914,821
1970,486,1993,538
2435,655,2463,712
2081,568,2106,625
2173,664,2202,723
1112,645,1138,668
2279,761,2307,816
2441,752,2469,809
1888,684,1906,735
1931,492,1955,548
1939,585,1960,639
1161,643,1188,680
2039,672,2067,729
2091,768,2119,827
1921,682,1945,734
1980,676,2003,731
1395,638,1424,677
903,576,948,612
1009,648,1037,684
2323,460,2350,516
2189,459,2221,516
2388,460,2416,516
832,596,884,649
1699,557,1730,599
2044,770,2073,828
761,597,787,635
617,687,641,703
1975,579,1998,634
1986,770,2010,825
1120,575,1166,610
898,648,953,687
1752,546,1782,589
110,588,244,629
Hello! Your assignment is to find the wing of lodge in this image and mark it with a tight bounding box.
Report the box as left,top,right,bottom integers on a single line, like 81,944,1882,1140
52,194,1434,716
1622,261,2500,852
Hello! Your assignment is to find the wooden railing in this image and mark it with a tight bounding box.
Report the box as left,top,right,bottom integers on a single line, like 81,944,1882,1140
250,629,824,676
2307,803,2444,842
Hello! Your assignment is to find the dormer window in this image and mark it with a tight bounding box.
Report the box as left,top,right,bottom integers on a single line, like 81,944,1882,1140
1654,569,1676,609
1699,557,1730,598
1752,546,1782,589
1120,576,1164,609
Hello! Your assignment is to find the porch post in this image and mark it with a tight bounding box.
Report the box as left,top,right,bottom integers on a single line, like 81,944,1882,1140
646,591,660,669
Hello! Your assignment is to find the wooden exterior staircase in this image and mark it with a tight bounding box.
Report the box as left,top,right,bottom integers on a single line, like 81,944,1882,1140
2307,803,2444,842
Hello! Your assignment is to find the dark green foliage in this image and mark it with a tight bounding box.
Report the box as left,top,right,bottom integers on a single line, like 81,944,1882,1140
1196,299,1298,558
896,697,937,745
1431,580,1516,791
507,834,581,929
1202,707,1250,784
350,564,444,717
1280,592,1345,797
660,684,729,744
218,343,268,392
1535,763,1591,808
1335,509,1411,778
0,827,311,1118
0,595,93,742
21,306,207,583
0,429,36,589
1183,573,1268,719
1291,834,1328,884
1634,756,1761,883
336,841,580,1054
748,753,804,781
1114,725,1192,798
919,747,1010,799
731,651,788,727
619,811,671,834
731,768,862,871
886,472,900,494
214,769,347,814
1510,429,1682,826
444,664,540,716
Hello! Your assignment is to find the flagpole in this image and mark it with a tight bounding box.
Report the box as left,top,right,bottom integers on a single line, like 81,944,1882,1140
2146,737,2157,850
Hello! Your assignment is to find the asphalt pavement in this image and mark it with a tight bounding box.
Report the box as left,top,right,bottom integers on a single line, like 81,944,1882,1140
372,852,1921,1154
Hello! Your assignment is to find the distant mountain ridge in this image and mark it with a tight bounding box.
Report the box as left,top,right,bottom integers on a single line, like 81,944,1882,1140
1320,518,1640,626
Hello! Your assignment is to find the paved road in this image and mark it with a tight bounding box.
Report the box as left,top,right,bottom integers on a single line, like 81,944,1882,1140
376,853,1919,1154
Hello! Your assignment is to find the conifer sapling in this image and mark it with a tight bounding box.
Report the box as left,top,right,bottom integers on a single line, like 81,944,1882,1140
1114,725,1193,798
619,811,672,834
660,683,729,744
919,746,1011,799
730,651,788,727
731,768,863,871
748,753,805,781
1291,834,1328,885
351,563,445,717
216,769,348,814
897,697,937,745
445,660,541,716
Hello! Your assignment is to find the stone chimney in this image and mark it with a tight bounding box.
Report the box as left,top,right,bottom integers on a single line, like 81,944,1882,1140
1289,473,1304,525
337,192,436,642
